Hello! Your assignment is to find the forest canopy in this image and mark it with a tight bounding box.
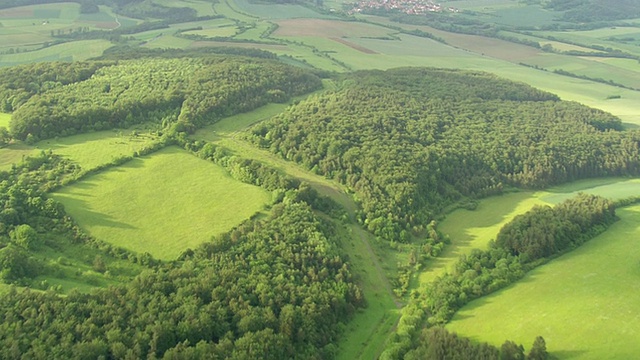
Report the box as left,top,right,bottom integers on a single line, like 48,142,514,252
3,56,322,141
248,68,640,241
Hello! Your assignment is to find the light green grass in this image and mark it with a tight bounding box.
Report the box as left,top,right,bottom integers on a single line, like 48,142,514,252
447,204,640,359
192,101,401,360
154,0,216,17
52,146,270,260
37,128,161,171
183,26,237,38
0,143,37,170
0,113,11,128
428,177,640,286
233,0,333,19
0,40,112,66
143,35,193,49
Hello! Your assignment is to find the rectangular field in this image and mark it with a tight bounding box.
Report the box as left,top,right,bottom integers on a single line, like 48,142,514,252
36,127,161,171
446,204,640,359
52,146,270,260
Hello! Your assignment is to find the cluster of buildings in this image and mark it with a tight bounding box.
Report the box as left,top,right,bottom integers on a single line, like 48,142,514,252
350,0,458,16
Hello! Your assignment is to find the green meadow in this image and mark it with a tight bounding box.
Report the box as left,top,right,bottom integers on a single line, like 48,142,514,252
0,143,36,170
429,177,640,285
0,113,11,128
0,40,112,66
36,128,161,171
446,204,640,359
52,146,270,260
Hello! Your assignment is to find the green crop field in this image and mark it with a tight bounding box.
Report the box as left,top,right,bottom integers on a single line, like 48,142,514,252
36,128,161,171
446,204,640,359
429,177,640,286
0,40,112,66
52,146,271,260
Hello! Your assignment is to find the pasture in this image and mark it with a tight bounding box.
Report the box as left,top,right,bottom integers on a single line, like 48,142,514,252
52,146,270,260
446,204,640,359
36,127,161,171
0,113,11,128
232,0,333,19
0,143,36,170
429,177,640,286
0,40,112,66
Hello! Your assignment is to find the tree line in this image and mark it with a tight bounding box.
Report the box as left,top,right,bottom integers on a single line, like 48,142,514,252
3,56,321,142
383,193,616,359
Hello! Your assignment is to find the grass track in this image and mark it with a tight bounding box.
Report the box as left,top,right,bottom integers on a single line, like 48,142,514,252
192,101,402,360
52,146,270,260
446,204,640,359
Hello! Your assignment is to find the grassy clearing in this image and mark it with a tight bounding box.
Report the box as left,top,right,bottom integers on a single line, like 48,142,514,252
0,40,112,66
193,101,401,360
52,146,270,260
233,0,333,19
446,204,640,359
36,127,161,171
154,0,216,17
0,143,37,170
358,17,640,125
428,177,640,286
0,113,11,128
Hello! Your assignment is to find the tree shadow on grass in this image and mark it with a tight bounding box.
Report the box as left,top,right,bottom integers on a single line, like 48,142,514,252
53,192,137,230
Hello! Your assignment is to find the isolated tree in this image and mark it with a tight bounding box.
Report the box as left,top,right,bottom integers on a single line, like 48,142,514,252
501,340,525,360
527,336,548,360
10,224,39,250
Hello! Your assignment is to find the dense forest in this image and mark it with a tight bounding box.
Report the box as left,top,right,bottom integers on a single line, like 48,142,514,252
0,202,363,359
3,56,321,141
545,0,640,22
249,68,640,241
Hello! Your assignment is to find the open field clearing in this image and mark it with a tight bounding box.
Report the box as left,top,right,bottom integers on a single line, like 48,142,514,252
524,53,640,89
427,177,640,285
0,113,10,128
213,0,257,22
154,0,216,17
0,143,35,170
233,0,334,19
446,204,640,359
181,25,237,38
191,102,401,360
142,34,193,49
535,30,640,57
52,146,270,260
0,40,112,66
37,128,161,171
274,19,394,38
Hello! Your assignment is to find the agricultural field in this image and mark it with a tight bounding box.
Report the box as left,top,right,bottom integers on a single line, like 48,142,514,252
52,146,271,260
0,40,112,66
233,0,334,19
36,128,161,171
0,113,10,128
431,178,640,285
446,204,640,359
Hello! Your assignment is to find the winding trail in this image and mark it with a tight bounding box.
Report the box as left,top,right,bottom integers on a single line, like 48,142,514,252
192,103,402,359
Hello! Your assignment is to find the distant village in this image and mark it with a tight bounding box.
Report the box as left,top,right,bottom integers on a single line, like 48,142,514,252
349,0,458,16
